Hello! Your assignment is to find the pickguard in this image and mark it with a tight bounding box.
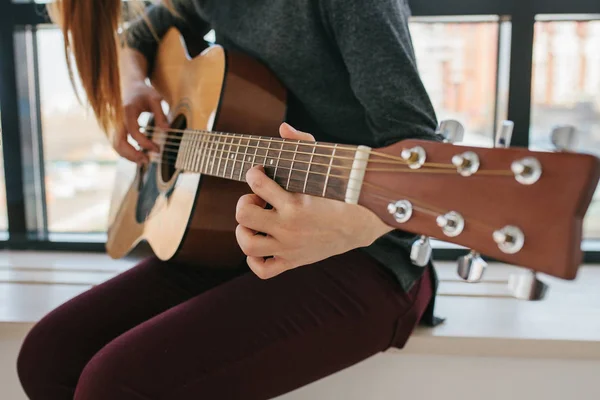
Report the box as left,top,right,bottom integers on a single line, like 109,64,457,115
135,163,176,224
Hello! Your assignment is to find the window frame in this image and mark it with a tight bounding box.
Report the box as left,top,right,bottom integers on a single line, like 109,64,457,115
1,0,600,261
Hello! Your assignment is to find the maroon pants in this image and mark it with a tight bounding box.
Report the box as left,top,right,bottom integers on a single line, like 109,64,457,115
17,250,433,400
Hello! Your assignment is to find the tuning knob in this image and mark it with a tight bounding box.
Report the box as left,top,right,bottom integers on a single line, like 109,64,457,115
436,120,465,144
410,235,432,267
495,120,514,148
551,125,578,152
457,251,487,283
400,146,426,169
508,270,548,301
436,211,465,237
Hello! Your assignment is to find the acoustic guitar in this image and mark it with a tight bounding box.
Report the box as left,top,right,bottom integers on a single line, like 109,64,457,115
106,27,600,282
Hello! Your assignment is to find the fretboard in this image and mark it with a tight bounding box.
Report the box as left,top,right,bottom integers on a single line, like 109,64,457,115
174,131,368,203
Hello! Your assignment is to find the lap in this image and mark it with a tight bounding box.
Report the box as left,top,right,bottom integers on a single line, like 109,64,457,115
74,250,432,400
17,256,245,400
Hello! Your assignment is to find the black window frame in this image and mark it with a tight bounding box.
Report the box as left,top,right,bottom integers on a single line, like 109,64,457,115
1,0,599,261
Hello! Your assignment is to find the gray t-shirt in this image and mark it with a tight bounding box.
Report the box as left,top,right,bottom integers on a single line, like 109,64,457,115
127,0,442,325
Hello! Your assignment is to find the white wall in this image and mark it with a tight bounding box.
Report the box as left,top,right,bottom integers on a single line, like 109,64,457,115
1,324,30,400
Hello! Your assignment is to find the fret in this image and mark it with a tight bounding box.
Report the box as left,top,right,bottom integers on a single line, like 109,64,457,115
211,134,220,175
231,135,240,180
185,133,195,171
239,137,249,181
203,134,209,174
263,138,280,182
328,146,357,202
280,141,318,196
305,145,331,197
200,133,211,174
323,144,337,197
273,141,283,183
225,135,234,179
240,136,258,180
303,144,317,193
252,137,259,166
286,142,300,190
253,138,269,171
195,133,204,173
187,132,196,172
188,133,197,171
209,135,217,175
275,141,295,188
216,135,227,178
192,132,203,173
179,134,187,170
207,134,217,174
227,135,234,179
263,138,273,169
176,134,187,169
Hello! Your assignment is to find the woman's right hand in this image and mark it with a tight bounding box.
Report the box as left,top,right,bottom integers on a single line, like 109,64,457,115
112,80,170,165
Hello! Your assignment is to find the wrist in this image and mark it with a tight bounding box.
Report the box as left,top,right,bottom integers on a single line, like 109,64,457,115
120,47,150,89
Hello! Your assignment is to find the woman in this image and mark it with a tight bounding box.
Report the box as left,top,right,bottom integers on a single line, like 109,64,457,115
17,0,442,399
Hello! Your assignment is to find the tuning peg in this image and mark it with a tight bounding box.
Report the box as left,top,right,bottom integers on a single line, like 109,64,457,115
457,251,487,283
551,125,578,152
410,235,432,267
495,120,514,148
436,120,465,144
508,270,548,301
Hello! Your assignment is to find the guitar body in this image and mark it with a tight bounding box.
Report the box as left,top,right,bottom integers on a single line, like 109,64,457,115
106,29,287,267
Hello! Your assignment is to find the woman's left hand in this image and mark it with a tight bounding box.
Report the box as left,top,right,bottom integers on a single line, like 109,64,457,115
235,123,393,279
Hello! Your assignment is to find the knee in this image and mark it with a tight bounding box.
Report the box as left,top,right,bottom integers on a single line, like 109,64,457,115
74,342,137,400
17,313,72,399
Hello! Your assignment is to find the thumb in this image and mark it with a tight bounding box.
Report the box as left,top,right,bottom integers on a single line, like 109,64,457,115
149,97,170,129
279,122,315,142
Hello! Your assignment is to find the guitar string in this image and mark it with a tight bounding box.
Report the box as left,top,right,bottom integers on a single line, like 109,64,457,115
163,141,416,166
148,153,362,185
146,155,499,234
142,126,420,165
145,126,511,173
154,132,514,176
156,142,512,177
150,129,422,167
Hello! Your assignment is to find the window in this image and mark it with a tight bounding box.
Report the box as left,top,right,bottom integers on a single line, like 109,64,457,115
0,110,7,232
410,17,503,147
530,17,600,238
3,0,600,260
37,28,118,233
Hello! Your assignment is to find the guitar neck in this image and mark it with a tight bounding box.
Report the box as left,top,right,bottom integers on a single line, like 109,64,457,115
174,130,370,203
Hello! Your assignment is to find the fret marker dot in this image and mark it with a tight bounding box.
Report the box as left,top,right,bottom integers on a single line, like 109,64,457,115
230,155,234,159
247,156,251,161
269,159,274,165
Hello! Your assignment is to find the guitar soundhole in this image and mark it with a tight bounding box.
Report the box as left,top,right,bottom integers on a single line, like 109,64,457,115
161,114,187,183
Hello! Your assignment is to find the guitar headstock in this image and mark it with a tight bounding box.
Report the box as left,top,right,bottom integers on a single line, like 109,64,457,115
360,121,600,282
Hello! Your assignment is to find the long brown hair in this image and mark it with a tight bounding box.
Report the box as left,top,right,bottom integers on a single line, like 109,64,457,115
48,1,170,134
